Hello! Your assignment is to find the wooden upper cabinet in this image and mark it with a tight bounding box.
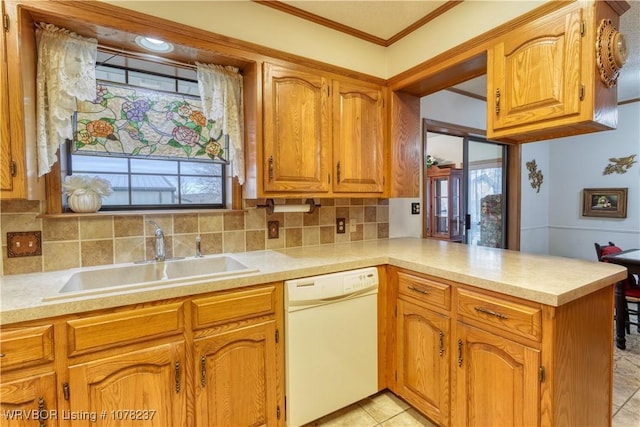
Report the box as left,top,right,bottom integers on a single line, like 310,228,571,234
1,2,43,200
262,62,331,193
260,62,386,197
489,8,583,133
332,80,384,193
487,1,623,143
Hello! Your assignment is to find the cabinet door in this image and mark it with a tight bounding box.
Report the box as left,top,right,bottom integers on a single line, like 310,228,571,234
0,373,58,427
67,341,186,427
195,320,281,427
263,63,330,193
452,324,540,427
397,299,450,426
332,80,384,193
488,7,583,135
1,0,15,194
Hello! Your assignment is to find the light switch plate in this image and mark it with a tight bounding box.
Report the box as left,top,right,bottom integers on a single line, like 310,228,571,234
7,231,42,257
350,218,357,232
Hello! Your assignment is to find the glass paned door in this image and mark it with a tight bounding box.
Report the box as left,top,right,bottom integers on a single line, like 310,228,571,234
433,177,449,236
465,139,506,248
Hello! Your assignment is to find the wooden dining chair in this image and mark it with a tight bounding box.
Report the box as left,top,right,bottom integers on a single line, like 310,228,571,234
595,242,640,334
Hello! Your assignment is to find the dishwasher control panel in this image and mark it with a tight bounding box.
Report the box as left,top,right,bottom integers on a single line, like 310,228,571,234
285,267,379,306
343,271,377,293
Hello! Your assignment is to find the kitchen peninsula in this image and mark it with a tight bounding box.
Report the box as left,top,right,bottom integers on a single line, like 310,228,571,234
0,238,627,426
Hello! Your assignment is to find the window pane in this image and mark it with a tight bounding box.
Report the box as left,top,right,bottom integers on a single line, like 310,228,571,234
128,71,176,92
131,175,178,205
96,67,126,83
180,176,223,204
178,80,200,96
71,155,129,173
180,161,222,176
130,158,178,174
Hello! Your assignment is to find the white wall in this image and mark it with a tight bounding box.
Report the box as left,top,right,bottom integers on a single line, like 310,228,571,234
546,102,640,261
389,90,486,238
520,142,551,254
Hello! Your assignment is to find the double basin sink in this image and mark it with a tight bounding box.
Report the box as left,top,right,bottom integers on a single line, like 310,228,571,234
43,255,258,301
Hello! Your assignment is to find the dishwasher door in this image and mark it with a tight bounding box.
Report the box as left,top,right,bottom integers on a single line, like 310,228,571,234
285,268,378,426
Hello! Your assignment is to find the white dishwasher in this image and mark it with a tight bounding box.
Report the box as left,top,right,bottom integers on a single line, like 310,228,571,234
285,267,379,427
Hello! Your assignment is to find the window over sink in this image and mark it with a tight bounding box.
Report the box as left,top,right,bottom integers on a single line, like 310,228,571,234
63,52,228,210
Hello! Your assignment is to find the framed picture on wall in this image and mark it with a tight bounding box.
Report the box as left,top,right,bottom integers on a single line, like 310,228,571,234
582,188,628,218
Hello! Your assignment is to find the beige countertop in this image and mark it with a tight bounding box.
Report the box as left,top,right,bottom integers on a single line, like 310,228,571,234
0,238,627,325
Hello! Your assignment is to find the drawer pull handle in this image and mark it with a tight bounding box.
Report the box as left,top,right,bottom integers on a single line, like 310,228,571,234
268,156,274,182
201,355,207,387
38,397,46,427
457,339,463,367
439,330,445,357
408,286,429,295
474,306,508,319
0,353,5,358
174,361,181,393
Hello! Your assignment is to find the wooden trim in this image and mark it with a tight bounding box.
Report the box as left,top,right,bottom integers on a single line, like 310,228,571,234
424,119,485,138
385,1,463,47
445,87,486,102
506,144,521,251
619,97,640,106
254,0,463,48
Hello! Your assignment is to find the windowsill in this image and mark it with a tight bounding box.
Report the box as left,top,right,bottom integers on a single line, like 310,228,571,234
37,208,244,219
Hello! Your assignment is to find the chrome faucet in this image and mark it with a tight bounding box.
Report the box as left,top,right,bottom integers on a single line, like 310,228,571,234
146,220,166,262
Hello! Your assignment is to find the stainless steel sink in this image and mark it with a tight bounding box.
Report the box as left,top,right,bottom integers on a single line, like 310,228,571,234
43,255,258,301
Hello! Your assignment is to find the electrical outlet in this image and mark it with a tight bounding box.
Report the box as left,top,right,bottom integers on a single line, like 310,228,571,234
267,221,280,239
411,202,420,215
336,218,346,234
7,231,42,257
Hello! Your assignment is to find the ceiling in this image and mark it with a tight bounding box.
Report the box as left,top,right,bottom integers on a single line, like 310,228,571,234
256,0,639,103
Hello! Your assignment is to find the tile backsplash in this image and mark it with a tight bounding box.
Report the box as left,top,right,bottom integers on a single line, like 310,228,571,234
0,198,389,276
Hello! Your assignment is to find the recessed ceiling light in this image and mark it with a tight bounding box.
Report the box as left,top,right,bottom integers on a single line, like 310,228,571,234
135,36,174,53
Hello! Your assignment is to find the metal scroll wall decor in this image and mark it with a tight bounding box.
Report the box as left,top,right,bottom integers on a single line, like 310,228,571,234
603,154,637,175
525,159,543,193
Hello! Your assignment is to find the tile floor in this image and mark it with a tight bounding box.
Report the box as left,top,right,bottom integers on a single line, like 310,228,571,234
303,327,640,427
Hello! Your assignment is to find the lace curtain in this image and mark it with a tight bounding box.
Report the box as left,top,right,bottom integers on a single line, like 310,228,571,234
196,63,245,184
36,23,97,176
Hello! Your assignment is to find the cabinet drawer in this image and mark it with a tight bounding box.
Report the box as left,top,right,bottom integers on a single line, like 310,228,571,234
397,271,450,309
192,285,276,329
0,325,54,370
457,288,541,341
67,303,183,356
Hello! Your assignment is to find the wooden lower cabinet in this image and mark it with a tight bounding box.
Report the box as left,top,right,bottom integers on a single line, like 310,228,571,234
391,267,614,427
396,299,450,426
67,341,187,427
0,373,58,427
451,323,540,427
0,282,284,427
194,320,279,427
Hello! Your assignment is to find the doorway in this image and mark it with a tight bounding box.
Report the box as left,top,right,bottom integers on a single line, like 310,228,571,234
423,121,507,248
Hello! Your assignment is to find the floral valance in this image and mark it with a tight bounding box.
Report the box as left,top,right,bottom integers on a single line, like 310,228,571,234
73,82,227,162
196,63,245,184
36,23,97,176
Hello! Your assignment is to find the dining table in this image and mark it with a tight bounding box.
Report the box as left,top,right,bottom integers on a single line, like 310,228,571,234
602,248,640,350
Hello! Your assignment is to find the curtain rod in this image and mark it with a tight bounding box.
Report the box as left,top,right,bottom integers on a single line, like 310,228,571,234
97,44,197,71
